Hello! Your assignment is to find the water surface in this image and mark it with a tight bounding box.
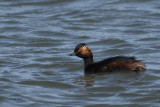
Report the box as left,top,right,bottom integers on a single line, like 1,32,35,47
0,0,160,106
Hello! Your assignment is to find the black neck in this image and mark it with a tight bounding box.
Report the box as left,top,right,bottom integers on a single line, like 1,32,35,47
83,57,94,68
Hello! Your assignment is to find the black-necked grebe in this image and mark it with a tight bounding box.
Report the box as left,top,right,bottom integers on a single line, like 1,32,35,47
70,43,145,74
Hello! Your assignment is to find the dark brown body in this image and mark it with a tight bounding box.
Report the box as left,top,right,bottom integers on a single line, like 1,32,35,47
85,56,145,74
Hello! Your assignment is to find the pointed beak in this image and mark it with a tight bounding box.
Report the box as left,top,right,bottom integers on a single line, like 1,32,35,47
69,52,76,56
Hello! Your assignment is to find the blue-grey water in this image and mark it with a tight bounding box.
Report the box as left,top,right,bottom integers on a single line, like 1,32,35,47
0,0,160,106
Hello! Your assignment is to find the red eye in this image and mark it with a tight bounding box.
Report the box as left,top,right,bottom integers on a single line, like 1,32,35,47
78,50,81,52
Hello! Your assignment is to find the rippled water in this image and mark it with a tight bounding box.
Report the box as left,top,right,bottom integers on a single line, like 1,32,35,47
0,0,160,106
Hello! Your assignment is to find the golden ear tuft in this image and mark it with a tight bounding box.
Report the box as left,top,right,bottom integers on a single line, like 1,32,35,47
81,45,87,50
80,45,92,56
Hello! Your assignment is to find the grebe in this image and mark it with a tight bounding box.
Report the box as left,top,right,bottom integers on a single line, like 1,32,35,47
70,43,145,74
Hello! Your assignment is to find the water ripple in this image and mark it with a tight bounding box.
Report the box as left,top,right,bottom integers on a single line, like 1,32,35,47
0,0,160,106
